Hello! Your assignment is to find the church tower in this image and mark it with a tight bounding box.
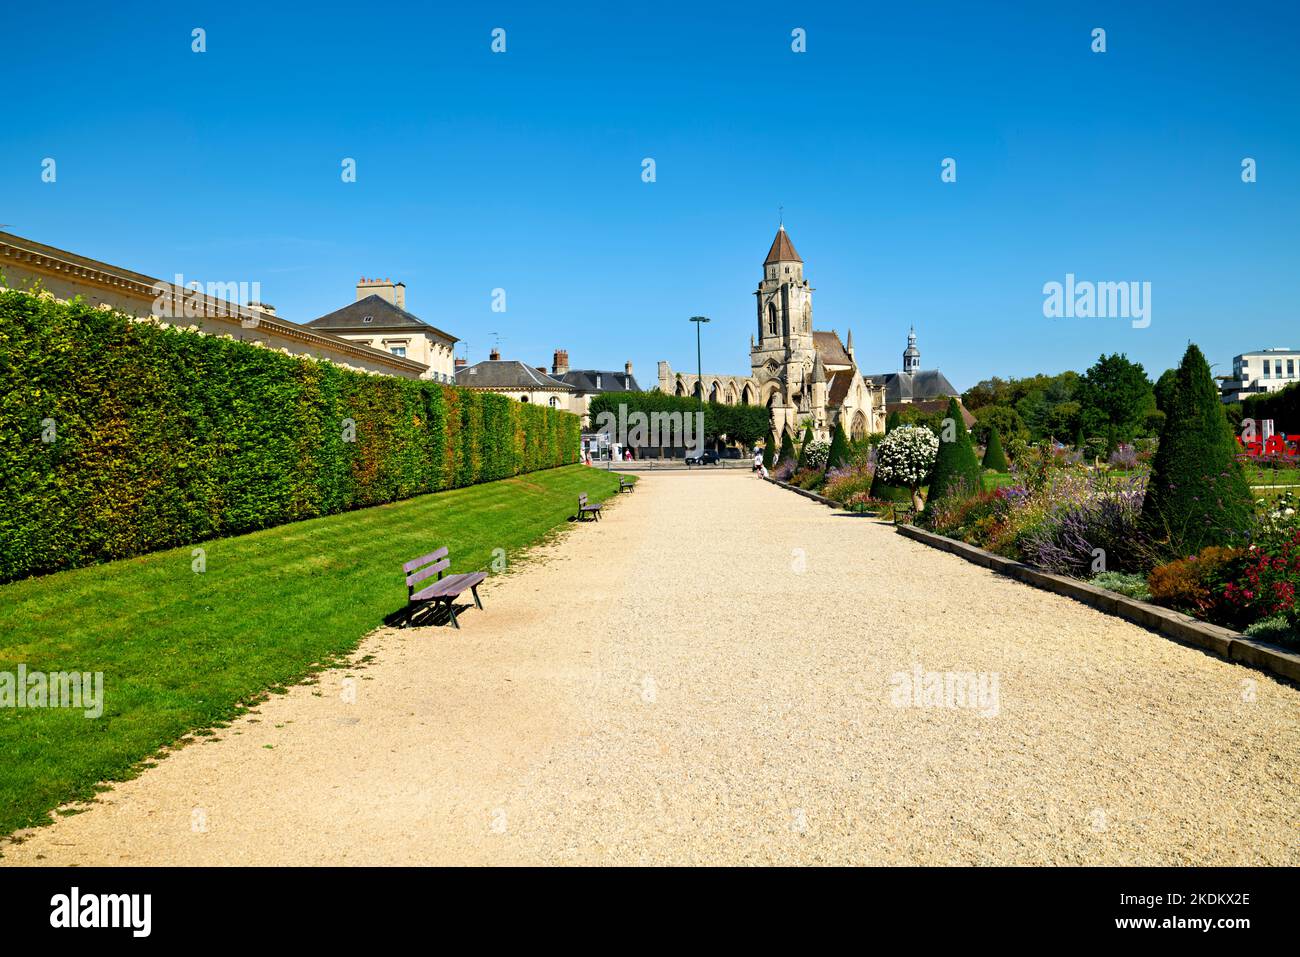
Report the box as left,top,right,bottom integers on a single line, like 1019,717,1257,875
751,225,816,431
903,326,921,374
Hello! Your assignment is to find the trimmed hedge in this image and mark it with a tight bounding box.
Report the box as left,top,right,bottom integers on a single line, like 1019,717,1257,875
0,290,579,581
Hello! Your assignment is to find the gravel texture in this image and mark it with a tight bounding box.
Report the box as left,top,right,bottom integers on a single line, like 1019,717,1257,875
4,471,1298,865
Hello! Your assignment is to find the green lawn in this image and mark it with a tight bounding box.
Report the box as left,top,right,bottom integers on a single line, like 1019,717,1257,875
0,464,622,838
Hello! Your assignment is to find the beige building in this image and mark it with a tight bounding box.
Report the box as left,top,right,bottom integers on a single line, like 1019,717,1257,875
455,349,582,411
546,349,642,426
658,226,887,441
0,231,428,378
305,278,459,382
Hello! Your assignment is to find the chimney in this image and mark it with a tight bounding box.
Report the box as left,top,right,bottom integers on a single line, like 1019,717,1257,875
624,360,633,377
489,348,501,361
552,348,569,375
536,366,548,376
356,276,406,309
454,357,467,370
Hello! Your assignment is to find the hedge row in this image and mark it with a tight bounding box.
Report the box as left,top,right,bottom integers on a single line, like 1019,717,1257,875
1242,380,1299,433
0,290,580,581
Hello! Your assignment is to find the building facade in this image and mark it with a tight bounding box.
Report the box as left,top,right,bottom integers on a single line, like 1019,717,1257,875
1219,348,1300,404
657,226,886,441
0,231,428,378
305,278,459,382
455,350,581,411
548,349,642,426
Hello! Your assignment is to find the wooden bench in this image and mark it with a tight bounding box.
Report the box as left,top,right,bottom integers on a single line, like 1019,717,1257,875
891,503,917,525
401,547,486,629
618,477,635,493
577,493,603,521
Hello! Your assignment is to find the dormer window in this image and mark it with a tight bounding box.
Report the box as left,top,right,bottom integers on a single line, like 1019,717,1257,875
362,315,373,324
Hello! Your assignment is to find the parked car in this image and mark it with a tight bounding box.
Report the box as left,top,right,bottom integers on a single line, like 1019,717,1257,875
685,450,721,465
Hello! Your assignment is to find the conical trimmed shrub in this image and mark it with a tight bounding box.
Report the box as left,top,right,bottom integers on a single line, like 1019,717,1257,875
885,410,901,433
1140,343,1254,556
924,397,982,512
777,428,797,465
982,427,1008,471
825,421,850,471
795,423,815,469
761,428,776,468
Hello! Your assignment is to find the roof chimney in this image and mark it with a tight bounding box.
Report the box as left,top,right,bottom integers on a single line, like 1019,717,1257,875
356,276,406,310
489,348,501,361
454,357,467,369
552,348,570,375
624,360,633,377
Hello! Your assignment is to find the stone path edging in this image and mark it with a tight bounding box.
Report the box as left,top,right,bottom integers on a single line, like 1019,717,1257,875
895,523,1300,684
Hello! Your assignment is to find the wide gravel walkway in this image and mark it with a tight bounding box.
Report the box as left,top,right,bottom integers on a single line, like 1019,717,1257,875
4,471,1298,865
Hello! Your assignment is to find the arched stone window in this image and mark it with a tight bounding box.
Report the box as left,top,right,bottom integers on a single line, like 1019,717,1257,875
851,411,867,440
675,379,685,397
709,381,720,404
767,303,777,337
742,384,754,405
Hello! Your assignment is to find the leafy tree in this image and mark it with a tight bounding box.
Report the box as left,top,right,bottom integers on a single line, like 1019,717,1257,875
761,428,776,468
1153,368,1178,412
885,410,901,432
1140,344,1254,556
825,420,850,471
924,397,983,512
777,428,796,464
972,404,1027,446
874,426,940,512
982,427,1008,471
1076,354,1155,454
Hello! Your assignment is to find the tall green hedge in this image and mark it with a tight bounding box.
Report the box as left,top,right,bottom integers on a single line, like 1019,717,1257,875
0,290,579,582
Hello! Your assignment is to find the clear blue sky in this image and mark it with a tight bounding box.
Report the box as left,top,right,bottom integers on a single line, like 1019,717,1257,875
3,0,1296,390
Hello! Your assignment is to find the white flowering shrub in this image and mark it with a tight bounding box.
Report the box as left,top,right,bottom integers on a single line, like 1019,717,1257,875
873,426,938,488
801,439,830,470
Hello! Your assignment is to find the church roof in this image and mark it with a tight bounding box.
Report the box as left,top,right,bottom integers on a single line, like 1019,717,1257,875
865,369,959,405
554,369,641,393
827,369,854,407
813,330,851,366
457,359,574,391
306,294,458,342
764,227,802,264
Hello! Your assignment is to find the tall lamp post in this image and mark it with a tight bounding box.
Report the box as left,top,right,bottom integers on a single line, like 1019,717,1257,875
689,316,710,407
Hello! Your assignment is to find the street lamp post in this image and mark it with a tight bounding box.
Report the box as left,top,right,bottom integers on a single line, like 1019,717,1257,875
689,316,710,407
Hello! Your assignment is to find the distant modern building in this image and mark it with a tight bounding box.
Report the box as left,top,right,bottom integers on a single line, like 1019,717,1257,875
455,349,580,411
306,277,459,381
548,349,641,426
0,231,427,378
1218,347,1300,404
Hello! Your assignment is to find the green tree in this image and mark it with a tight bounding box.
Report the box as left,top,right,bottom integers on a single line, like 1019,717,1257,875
795,423,815,469
1076,353,1155,454
777,428,797,464
924,397,983,512
761,428,776,468
885,410,901,432
1140,344,1254,556
825,420,850,471
1153,368,1178,412
982,427,1008,471
972,404,1027,446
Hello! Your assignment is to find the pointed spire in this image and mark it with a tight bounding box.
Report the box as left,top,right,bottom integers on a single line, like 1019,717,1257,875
811,352,827,384
846,328,853,351
764,226,802,265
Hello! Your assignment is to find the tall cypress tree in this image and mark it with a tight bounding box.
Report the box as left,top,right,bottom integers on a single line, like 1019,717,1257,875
761,428,776,468
982,427,1008,471
825,420,850,471
795,422,815,469
1140,344,1254,556
777,427,797,465
924,397,982,512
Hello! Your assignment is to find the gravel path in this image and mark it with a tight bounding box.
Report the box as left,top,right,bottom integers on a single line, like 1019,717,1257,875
4,472,1298,865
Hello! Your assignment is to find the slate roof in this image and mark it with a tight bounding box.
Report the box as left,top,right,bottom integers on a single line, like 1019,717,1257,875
555,370,642,393
456,360,574,391
764,227,802,264
305,294,459,343
827,369,854,407
864,369,959,404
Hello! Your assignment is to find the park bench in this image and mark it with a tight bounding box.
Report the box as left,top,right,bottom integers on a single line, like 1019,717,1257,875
618,477,635,493
400,547,486,629
577,492,603,521
891,503,917,525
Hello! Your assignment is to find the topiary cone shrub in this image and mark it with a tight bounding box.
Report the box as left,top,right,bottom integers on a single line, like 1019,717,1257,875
761,428,776,468
924,397,982,514
824,420,850,471
777,427,797,465
982,427,1008,471
795,423,815,469
1140,343,1254,557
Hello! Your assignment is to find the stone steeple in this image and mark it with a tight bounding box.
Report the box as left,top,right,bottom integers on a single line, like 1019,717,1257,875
903,326,920,374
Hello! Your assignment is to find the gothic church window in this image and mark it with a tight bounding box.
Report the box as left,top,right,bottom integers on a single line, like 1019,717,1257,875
767,303,777,336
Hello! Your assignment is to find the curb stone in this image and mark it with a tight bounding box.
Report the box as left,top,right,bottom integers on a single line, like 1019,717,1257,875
894,523,1300,685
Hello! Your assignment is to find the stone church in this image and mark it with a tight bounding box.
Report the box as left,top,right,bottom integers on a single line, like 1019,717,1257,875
657,226,887,441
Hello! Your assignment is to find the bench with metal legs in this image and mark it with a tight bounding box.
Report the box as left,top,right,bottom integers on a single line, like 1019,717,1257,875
401,547,487,629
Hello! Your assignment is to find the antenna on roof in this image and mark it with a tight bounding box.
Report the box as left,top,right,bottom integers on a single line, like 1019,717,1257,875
778,205,784,229
489,331,506,351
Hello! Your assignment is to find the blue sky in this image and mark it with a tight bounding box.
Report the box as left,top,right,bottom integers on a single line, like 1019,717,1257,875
3,0,1297,389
